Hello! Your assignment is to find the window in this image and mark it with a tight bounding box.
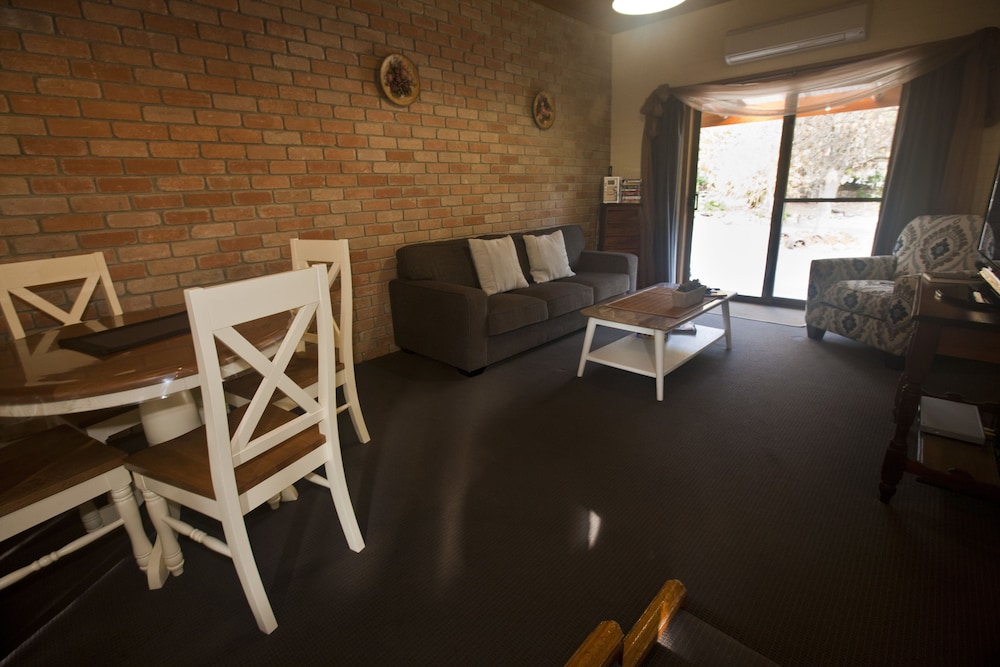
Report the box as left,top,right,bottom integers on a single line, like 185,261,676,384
689,88,900,302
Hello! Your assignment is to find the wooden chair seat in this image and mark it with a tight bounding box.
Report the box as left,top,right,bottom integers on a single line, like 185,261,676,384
0,425,152,591
124,404,324,500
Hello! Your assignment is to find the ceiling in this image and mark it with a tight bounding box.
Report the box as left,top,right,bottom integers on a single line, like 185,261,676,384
531,0,730,34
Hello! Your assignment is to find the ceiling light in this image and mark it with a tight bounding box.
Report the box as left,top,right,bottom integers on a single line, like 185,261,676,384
612,0,686,15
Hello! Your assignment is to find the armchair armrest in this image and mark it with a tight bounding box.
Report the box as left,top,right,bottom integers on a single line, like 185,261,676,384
807,255,896,306
883,273,921,335
388,279,489,372
576,250,638,292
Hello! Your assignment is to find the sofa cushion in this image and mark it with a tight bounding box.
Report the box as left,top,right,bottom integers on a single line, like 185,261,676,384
469,235,529,295
511,281,593,318
823,279,895,319
524,229,575,283
395,239,479,287
561,272,631,303
486,293,548,336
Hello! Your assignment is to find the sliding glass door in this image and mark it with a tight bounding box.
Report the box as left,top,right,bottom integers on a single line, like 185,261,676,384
688,89,899,304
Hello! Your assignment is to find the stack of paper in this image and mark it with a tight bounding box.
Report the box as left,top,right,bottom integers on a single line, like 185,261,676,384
919,396,985,445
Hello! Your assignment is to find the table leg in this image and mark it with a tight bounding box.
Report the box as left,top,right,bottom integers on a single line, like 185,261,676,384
654,330,665,402
139,390,202,445
577,318,598,377
721,300,733,349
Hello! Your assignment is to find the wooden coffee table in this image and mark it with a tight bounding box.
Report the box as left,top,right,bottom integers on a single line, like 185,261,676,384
577,285,736,401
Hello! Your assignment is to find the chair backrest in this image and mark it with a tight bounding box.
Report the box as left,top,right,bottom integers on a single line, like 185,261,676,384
289,238,354,364
185,265,335,483
0,252,123,339
893,214,984,278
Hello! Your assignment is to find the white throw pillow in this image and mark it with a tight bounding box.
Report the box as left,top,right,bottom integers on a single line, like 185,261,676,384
523,230,575,283
469,235,529,296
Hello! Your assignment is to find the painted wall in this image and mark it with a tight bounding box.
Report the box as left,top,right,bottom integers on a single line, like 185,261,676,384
0,0,612,359
611,0,1000,204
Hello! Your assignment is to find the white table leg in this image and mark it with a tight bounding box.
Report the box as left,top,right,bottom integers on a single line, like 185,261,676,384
139,390,202,445
654,330,665,402
577,318,598,377
722,300,733,349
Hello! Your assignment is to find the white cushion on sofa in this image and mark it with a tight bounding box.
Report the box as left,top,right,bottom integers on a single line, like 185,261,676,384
469,235,529,295
524,229,575,283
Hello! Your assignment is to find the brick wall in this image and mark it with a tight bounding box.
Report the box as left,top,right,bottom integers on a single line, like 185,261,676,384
0,0,612,360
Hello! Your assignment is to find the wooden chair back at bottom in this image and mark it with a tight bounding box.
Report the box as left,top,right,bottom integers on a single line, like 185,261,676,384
565,580,687,667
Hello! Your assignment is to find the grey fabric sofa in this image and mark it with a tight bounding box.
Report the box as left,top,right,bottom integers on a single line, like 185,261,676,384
389,224,637,374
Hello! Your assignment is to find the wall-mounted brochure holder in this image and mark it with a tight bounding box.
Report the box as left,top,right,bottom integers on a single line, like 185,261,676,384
603,176,620,204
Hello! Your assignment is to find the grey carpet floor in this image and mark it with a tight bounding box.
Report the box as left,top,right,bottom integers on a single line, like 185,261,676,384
2,313,998,666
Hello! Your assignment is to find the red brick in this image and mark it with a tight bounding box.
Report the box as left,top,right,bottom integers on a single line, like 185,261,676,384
79,230,139,247
0,157,57,175
164,209,211,225
69,194,130,212
138,227,189,243
46,118,112,137
21,138,87,156
106,211,162,227
0,72,37,94
71,61,133,83
56,17,121,43
134,193,185,210
0,197,69,216
95,177,153,193
36,78,102,99
81,4,143,29
22,34,91,59
117,244,173,262
124,158,179,175
30,177,95,194
62,158,123,175
0,53,69,76
39,213,103,232
9,96,80,117
80,100,143,121
198,252,240,269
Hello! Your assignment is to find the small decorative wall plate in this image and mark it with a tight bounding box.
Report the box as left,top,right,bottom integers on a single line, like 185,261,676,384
379,54,419,106
533,91,555,129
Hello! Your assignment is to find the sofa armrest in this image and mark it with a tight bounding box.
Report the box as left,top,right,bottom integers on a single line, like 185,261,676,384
576,250,638,292
388,279,489,372
807,255,896,306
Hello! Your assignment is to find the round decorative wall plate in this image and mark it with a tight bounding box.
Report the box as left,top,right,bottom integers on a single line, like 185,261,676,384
379,54,420,106
533,91,555,129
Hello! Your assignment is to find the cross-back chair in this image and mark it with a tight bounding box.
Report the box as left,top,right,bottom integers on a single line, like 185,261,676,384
0,252,141,443
0,425,152,591
226,238,370,444
124,265,365,634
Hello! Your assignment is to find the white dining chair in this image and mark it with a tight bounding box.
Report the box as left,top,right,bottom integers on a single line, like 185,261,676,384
225,238,370,444
0,252,142,444
0,425,153,591
124,265,365,634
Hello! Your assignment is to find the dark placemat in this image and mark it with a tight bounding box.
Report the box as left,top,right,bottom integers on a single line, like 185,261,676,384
59,311,190,356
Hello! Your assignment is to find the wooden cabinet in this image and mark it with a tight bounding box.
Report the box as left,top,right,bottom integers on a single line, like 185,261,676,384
599,203,641,256
880,274,1000,503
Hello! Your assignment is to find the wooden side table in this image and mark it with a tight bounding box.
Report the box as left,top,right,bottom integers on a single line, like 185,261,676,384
879,274,1000,503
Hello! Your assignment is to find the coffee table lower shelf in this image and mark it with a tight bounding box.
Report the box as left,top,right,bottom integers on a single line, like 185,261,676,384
586,325,725,373
578,323,728,401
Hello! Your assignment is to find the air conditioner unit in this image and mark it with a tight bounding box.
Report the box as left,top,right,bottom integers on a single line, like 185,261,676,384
724,2,869,65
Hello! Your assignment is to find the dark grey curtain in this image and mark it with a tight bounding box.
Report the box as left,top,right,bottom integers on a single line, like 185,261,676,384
639,92,699,288
875,28,1000,253
640,27,1000,282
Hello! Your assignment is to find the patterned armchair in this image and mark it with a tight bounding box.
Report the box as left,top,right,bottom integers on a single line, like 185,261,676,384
805,214,985,356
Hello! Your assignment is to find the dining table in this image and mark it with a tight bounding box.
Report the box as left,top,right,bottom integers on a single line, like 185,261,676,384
0,305,294,588
0,305,291,443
